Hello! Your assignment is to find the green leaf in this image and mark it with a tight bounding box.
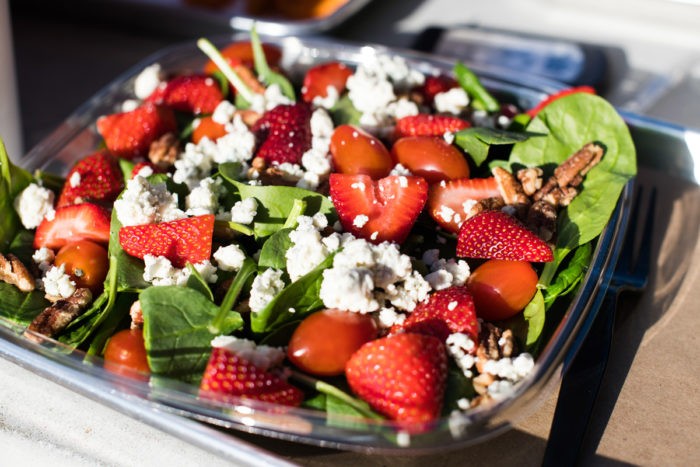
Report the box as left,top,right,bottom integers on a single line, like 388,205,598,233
251,24,296,101
250,254,334,334
141,286,243,383
454,127,543,167
186,264,215,302
543,242,592,309
0,138,33,252
258,228,293,269
329,95,362,126
0,282,50,326
197,38,255,104
442,362,476,414
8,229,36,265
454,62,500,112
209,258,256,335
509,93,636,280
523,289,546,351
106,207,149,293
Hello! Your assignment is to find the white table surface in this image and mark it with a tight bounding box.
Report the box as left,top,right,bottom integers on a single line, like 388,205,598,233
5,0,700,465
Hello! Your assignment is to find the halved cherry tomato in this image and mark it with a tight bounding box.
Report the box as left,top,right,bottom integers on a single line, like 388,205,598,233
54,240,109,293
203,41,282,75
302,61,353,103
391,136,470,184
330,125,394,179
427,177,501,233
467,259,538,321
192,116,227,144
287,309,377,376
104,328,150,375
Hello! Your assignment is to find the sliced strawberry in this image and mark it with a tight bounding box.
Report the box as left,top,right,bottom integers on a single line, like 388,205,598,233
192,116,228,144
345,333,447,426
145,74,224,114
427,177,501,233
33,203,111,249
253,103,312,165
56,150,125,208
456,210,553,262
329,174,428,244
526,86,596,117
391,286,478,342
301,61,353,103
417,74,459,105
202,41,282,75
394,114,470,139
118,214,214,268
200,346,303,407
97,103,177,160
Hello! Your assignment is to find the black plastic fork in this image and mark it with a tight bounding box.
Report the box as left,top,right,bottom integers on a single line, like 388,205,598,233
542,185,657,466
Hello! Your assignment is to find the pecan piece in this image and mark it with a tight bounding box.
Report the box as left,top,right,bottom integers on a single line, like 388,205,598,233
466,197,505,219
517,167,543,196
492,166,530,219
148,132,179,169
247,157,299,187
527,199,558,242
0,253,35,292
475,322,517,373
27,288,93,338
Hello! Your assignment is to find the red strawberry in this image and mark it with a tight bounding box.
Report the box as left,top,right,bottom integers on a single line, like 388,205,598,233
33,203,111,249
427,177,501,233
253,103,312,165
200,346,303,407
394,114,470,139
56,151,125,208
329,174,428,244
417,74,459,105
456,210,553,262
145,74,224,114
526,86,596,117
97,103,177,160
301,61,353,103
345,333,447,426
118,214,214,268
391,286,478,342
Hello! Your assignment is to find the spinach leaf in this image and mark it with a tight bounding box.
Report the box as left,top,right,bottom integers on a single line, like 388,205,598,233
523,289,546,351
209,258,256,335
106,207,149,293
0,282,49,326
33,169,65,193
442,362,476,414
218,167,336,238
509,93,636,281
141,286,243,383
186,264,215,302
0,139,33,252
258,228,293,269
330,95,362,126
454,127,543,167
251,25,295,101
8,229,36,265
543,242,592,309
454,62,499,112
86,292,136,356
250,254,334,334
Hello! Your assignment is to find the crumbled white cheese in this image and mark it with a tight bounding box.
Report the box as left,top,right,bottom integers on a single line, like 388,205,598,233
320,266,378,313
434,87,470,115
211,100,236,125
42,265,75,299
133,165,154,178
285,214,339,282
32,247,55,273
211,335,286,371
213,244,246,272
437,204,455,223
387,97,419,120
13,183,55,229
443,131,455,145
483,354,535,382
353,215,369,228
311,85,340,109
142,255,217,286
446,332,477,379
249,268,286,313
389,163,412,176
69,172,81,188
487,380,515,401
423,252,471,290
230,197,258,225
249,84,294,114
377,307,406,328
114,175,185,227
186,177,221,216
134,63,164,100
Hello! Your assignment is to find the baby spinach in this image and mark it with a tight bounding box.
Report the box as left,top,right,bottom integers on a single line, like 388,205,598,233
330,95,362,126
508,93,636,283
141,286,243,383
258,228,293,269
543,242,592,309
251,25,295,101
0,139,33,252
186,264,215,302
454,127,543,167
250,254,335,335
106,208,149,292
209,258,256,335
454,62,500,112
8,229,36,265
0,282,49,326
523,289,546,351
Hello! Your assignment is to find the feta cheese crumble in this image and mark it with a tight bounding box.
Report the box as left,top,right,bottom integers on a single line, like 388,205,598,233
142,255,217,286
133,63,164,100
32,247,55,273
285,214,340,282
13,183,56,229
114,175,185,227
213,244,246,272
249,268,286,313
186,177,221,216
211,335,285,371
42,265,76,299
434,87,470,115
230,197,258,225
69,172,81,188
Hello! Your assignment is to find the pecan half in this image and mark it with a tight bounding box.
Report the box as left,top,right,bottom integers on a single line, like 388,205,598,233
148,132,180,169
0,253,35,292
492,166,530,219
27,288,93,338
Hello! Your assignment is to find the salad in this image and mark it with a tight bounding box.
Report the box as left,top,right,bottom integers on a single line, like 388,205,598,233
0,29,636,440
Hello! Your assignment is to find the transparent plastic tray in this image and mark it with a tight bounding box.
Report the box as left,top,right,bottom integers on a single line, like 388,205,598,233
3,35,634,455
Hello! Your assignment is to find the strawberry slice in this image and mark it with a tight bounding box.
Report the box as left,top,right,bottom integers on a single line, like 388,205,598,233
145,74,224,115
97,103,177,160
345,333,448,426
391,286,478,342
301,61,353,103
394,114,470,139
417,74,459,105
427,177,501,233
253,102,312,165
56,150,125,208
118,214,214,268
33,203,111,249
456,210,553,262
329,174,428,244
200,346,303,407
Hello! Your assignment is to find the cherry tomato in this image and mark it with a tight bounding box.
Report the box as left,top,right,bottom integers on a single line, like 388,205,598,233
330,125,393,179
104,329,150,375
54,240,109,293
391,136,470,184
203,41,282,74
192,116,227,144
287,309,378,376
467,259,538,321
